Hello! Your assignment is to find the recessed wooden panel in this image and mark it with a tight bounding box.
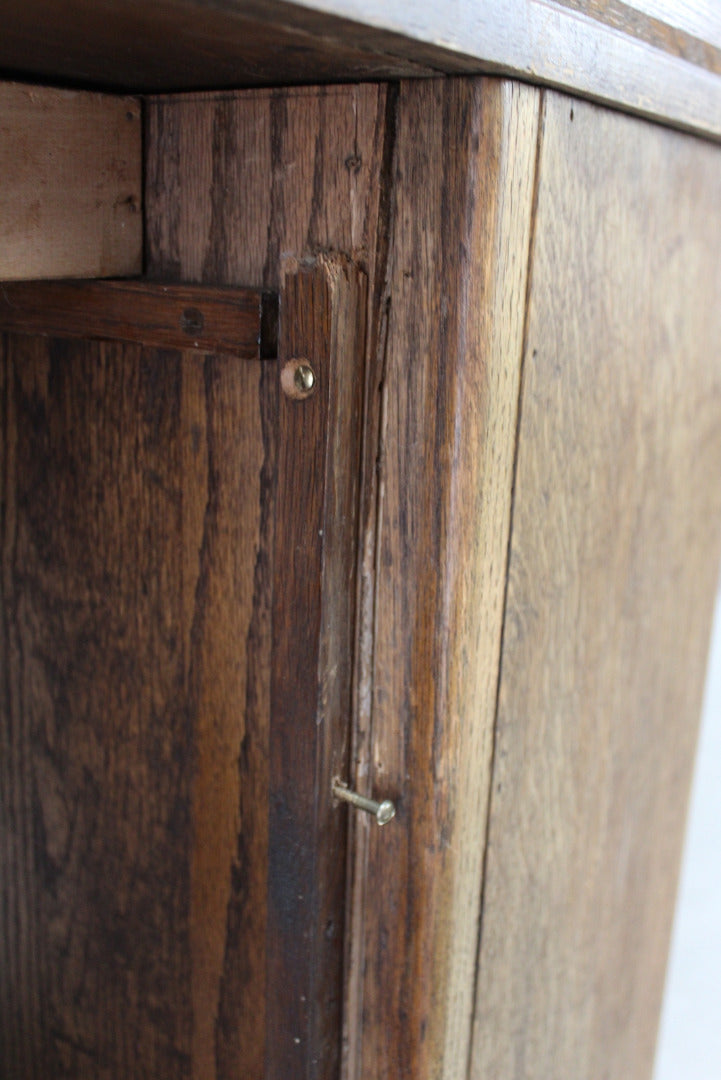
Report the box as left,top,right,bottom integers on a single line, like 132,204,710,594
145,84,391,294
0,82,141,281
0,328,268,1077
470,91,721,1080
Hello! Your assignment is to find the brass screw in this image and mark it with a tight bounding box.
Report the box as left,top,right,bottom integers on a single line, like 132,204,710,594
332,779,396,826
294,363,316,394
281,359,317,400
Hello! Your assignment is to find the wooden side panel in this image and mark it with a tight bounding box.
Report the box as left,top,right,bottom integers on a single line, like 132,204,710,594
0,83,141,281
144,85,390,1078
344,78,540,1080
470,93,721,1080
0,331,267,1077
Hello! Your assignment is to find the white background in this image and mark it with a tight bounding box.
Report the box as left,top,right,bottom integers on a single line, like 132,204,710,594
654,591,721,1079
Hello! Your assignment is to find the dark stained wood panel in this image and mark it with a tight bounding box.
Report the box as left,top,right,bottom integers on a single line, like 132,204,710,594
469,91,721,1080
0,0,434,91
0,327,270,1077
2,1,721,139
267,259,367,1080
145,84,392,295
145,84,394,1079
0,280,276,359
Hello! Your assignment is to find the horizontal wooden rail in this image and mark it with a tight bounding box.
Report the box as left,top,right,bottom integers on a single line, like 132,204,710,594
0,280,279,360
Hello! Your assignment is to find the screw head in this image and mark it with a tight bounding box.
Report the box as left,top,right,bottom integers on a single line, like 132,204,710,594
376,800,396,826
281,359,317,400
294,363,316,393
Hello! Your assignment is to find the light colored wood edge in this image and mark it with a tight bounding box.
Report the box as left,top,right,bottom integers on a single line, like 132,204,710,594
341,78,542,1080
0,82,142,281
436,81,542,1078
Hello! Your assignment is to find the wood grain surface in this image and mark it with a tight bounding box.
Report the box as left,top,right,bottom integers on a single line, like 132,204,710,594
342,77,541,1080
267,260,367,1080
469,91,721,1080
2,2,721,139
0,280,275,360
145,84,391,1078
0,82,141,281
145,85,391,294
0,260,367,1080
8,71,718,1080
0,2,433,91
0,327,268,1077
301,0,721,141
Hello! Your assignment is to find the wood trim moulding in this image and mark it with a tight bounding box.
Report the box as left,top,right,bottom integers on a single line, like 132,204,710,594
0,280,279,360
0,82,142,281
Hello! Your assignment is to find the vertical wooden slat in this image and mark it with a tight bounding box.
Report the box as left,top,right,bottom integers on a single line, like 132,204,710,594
267,259,366,1080
470,92,721,1080
345,77,541,1080
145,85,390,293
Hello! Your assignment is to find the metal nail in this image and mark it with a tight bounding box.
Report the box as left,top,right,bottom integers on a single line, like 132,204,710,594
332,779,396,826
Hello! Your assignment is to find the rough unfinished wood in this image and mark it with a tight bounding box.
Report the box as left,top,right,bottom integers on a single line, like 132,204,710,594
470,91,721,1080
0,325,268,1077
0,280,276,359
2,3,721,139
145,84,392,1078
343,78,540,1080
0,82,141,281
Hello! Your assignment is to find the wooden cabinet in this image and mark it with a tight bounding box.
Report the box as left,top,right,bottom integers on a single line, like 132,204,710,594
2,21,721,1080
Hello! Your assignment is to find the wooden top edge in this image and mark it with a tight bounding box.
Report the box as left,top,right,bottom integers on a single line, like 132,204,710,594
1,0,721,140
280,0,721,141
